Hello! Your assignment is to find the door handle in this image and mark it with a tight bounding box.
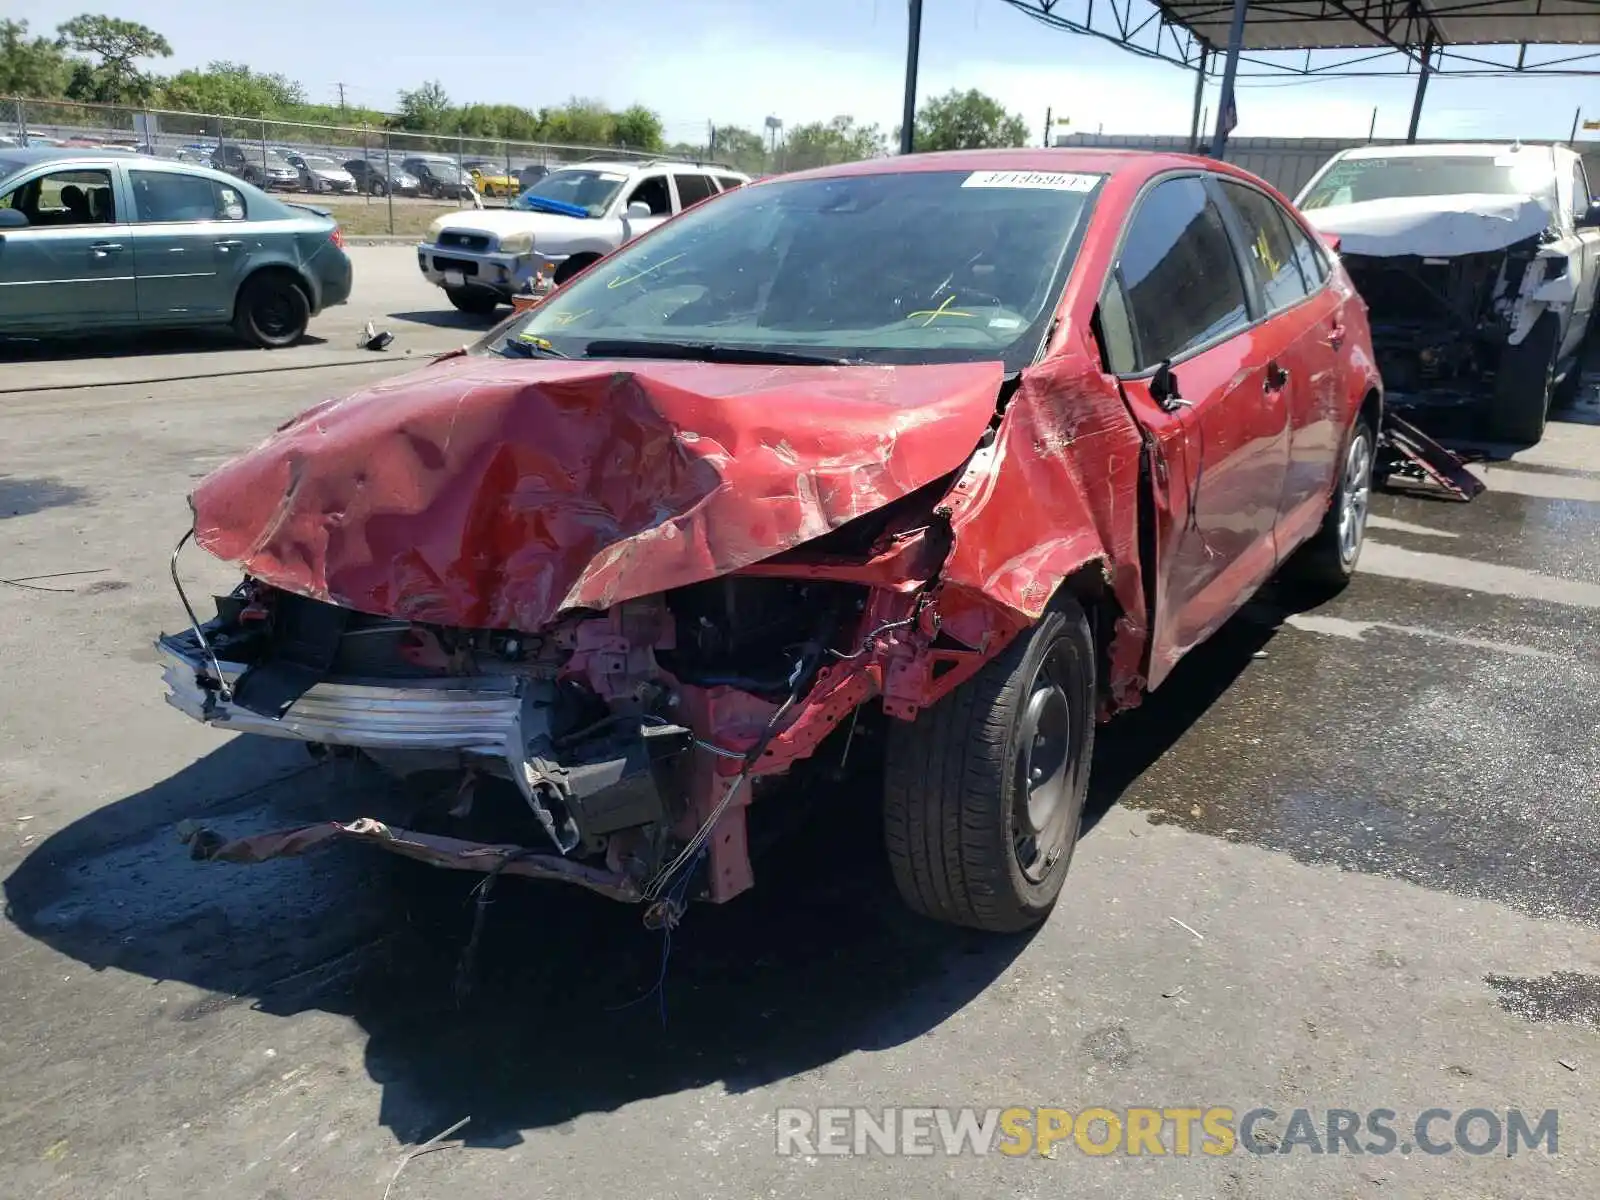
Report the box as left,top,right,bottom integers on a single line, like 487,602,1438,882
1324,322,1346,349
1264,361,1290,392
215,238,245,252
89,241,123,258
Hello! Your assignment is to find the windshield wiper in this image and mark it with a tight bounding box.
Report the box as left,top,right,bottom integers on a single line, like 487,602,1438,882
583,339,852,366
497,335,568,359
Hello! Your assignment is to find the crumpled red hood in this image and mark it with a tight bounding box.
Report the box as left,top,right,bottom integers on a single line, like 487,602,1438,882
191,355,1004,631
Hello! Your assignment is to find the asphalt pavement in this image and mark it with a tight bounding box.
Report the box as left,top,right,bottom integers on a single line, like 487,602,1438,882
1,253,1598,1199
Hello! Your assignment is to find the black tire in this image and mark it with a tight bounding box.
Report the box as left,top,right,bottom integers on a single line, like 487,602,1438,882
1282,412,1375,592
882,597,1095,933
1487,313,1557,444
446,288,500,315
372,179,387,197
554,254,600,285
233,273,311,349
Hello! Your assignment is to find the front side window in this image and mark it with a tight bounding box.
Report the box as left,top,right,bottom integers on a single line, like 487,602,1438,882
130,170,246,222
486,168,1102,372
1118,176,1249,368
627,175,673,216
1572,160,1591,222
0,168,116,226
1219,180,1310,313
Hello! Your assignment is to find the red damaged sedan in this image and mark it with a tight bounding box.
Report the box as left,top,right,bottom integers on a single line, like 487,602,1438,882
159,149,1380,932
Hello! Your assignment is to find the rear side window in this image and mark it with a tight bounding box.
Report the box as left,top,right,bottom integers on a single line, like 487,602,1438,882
1219,180,1310,313
130,170,246,222
715,175,745,191
1117,176,1249,368
1281,211,1329,285
673,173,717,208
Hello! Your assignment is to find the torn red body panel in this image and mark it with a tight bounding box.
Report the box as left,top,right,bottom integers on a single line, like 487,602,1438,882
191,356,1005,632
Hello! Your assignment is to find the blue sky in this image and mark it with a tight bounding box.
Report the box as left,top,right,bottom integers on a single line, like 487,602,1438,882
13,0,1595,143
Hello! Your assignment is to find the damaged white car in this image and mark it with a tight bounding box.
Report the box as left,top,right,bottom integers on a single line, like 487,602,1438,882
1298,142,1600,443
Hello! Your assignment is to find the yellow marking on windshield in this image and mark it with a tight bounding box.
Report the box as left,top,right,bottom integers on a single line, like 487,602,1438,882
905,294,975,326
606,253,685,290
1254,228,1283,279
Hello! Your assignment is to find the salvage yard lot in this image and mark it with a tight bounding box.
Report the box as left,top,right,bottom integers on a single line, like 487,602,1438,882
2,247,1600,1198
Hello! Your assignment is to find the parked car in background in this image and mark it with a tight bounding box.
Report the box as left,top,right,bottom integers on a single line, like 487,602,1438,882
463,160,519,198
515,163,549,190
285,152,356,194
160,149,1379,935
212,143,299,191
401,155,477,200
416,159,749,312
1299,141,1600,444
344,158,419,196
0,148,351,347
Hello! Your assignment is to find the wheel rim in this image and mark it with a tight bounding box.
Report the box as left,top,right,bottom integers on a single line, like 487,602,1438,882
1337,428,1373,565
1012,643,1079,883
255,290,296,339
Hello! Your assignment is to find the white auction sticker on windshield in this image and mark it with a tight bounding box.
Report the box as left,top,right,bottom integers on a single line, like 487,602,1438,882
962,170,1098,192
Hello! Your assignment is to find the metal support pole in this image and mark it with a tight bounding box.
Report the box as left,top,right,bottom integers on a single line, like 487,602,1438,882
1368,106,1378,142
1188,48,1208,153
900,0,923,155
1407,32,1435,143
1044,106,1052,148
383,131,395,235
1569,106,1582,146
1209,0,1248,158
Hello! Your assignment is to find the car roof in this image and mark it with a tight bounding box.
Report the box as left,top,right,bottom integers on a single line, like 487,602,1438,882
775,147,1245,189
0,148,267,186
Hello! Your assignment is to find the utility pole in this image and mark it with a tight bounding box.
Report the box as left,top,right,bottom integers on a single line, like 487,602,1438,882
1569,106,1581,146
1368,106,1378,142
1043,106,1052,148
336,82,348,113
900,0,923,154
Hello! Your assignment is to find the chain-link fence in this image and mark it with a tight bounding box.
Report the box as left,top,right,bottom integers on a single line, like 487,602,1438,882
3,96,686,236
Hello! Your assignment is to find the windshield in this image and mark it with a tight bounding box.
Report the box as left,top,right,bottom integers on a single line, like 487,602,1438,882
420,159,464,181
1301,152,1557,210
484,168,1101,370
513,168,628,217
302,155,340,170
262,152,292,170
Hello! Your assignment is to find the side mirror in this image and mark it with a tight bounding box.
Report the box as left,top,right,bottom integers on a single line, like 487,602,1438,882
626,201,652,219
1580,201,1600,230
1150,360,1187,411
0,208,29,229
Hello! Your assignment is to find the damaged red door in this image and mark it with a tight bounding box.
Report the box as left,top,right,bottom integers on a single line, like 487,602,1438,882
1100,174,1290,687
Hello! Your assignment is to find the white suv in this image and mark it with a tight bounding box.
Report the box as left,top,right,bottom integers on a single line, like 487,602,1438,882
417,159,750,313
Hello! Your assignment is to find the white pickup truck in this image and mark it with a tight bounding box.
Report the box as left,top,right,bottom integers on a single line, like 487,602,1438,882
1297,142,1600,444
417,158,750,314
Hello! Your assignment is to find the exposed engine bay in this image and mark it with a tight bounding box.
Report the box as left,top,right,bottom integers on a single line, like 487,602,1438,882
1341,236,1563,405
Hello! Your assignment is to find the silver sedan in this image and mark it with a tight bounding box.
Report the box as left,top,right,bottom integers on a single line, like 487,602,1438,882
0,149,352,347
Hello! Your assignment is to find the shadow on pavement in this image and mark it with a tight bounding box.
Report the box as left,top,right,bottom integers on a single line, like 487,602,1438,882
387,309,501,331
0,474,91,519
3,593,1298,1148
0,329,328,363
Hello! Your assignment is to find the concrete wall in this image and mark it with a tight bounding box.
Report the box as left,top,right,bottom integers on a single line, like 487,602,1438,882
1055,132,1600,203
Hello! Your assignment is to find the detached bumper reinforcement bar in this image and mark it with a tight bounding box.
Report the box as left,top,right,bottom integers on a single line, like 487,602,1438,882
177,816,642,902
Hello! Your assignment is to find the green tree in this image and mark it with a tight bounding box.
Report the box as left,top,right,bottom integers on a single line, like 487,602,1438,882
0,19,69,97
611,104,664,150
710,124,767,173
56,13,171,104
912,88,1029,151
160,61,304,116
541,97,615,146
395,80,451,131
781,115,887,171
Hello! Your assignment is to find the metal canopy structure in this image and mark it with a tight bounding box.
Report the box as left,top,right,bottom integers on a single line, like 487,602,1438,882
896,1,1600,156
